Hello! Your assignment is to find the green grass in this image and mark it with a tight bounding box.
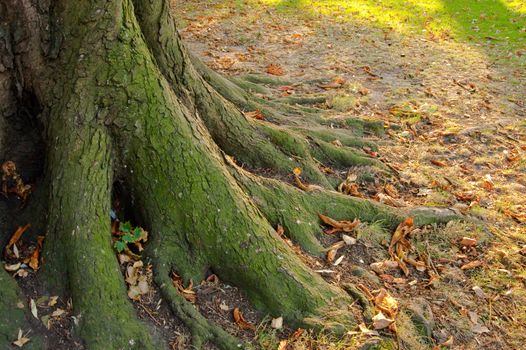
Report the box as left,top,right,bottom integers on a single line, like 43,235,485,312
257,0,526,59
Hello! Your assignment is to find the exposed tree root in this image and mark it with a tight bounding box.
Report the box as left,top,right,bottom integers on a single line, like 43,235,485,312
0,0,463,349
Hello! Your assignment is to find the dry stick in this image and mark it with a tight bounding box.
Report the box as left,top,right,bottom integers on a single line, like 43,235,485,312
138,302,162,327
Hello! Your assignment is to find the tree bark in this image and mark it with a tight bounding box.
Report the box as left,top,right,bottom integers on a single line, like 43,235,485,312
0,0,458,349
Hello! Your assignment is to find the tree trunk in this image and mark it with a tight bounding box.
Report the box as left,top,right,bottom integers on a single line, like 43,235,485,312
0,1,458,349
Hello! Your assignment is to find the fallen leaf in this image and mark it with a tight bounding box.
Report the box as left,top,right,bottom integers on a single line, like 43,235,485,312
455,191,480,203
319,214,360,234
430,159,447,167
372,311,394,329
30,299,38,319
7,224,31,249
370,260,399,274
48,296,58,307
379,274,407,284
243,110,265,120
206,274,219,284
271,317,283,329
333,255,345,266
233,308,255,331
4,263,21,272
29,236,45,271
384,184,399,198
374,289,398,320
51,308,65,318
12,329,30,348
277,340,288,350
290,328,304,340
293,169,323,192
461,260,482,270
349,323,379,336
1,161,32,202
219,301,229,311
267,64,285,76
460,237,477,247
171,272,197,303
376,193,407,207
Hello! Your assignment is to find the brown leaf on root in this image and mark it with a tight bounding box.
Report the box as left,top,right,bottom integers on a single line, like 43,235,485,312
243,109,265,120
292,168,323,192
338,182,364,198
318,214,360,234
233,307,255,331
171,272,197,304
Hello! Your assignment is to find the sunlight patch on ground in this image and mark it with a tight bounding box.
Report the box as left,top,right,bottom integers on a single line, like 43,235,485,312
257,0,526,53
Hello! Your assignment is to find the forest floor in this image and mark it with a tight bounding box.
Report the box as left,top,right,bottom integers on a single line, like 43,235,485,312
2,1,525,349
170,0,526,349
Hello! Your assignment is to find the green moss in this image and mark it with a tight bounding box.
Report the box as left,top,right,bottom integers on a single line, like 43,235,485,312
0,270,42,350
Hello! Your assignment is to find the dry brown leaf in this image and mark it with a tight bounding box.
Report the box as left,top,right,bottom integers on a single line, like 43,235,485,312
243,110,265,120
233,308,255,331
455,191,480,203
290,328,304,340
461,260,482,270
319,214,360,234
331,139,343,147
4,263,21,272
277,340,288,350
460,237,477,247
404,256,426,272
29,236,45,271
372,311,394,329
326,249,337,263
13,329,30,348
503,208,526,223
172,273,197,303
376,193,407,207
389,217,413,258
2,161,32,202
276,224,293,247
379,274,407,284
206,274,219,284
7,224,31,249
293,169,323,192
384,184,399,198
267,64,285,76
318,77,346,89
374,289,398,320
430,159,447,167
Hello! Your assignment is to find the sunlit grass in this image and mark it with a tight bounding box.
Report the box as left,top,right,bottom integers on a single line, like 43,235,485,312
257,0,526,56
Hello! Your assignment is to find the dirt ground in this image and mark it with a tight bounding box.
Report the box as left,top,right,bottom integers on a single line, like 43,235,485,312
2,0,525,349
171,0,525,349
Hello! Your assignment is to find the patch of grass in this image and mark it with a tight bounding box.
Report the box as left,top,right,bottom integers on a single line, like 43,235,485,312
257,0,525,62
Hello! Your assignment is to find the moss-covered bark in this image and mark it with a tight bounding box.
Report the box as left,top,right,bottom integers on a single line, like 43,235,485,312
0,0,458,349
